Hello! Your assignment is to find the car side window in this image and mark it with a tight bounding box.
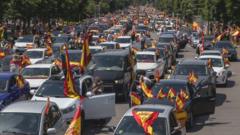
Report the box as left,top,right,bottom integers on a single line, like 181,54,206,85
169,112,178,132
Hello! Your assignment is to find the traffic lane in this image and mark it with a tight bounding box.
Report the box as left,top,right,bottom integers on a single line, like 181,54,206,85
187,48,240,135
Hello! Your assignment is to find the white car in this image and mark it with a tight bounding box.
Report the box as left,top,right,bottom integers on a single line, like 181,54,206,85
114,105,186,135
115,36,132,49
31,75,115,122
199,55,230,86
25,48,48,64
21,64,62,92
14,35,35,50
135,51,164,80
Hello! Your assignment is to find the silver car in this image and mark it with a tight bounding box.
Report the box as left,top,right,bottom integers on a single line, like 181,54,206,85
114,104,186,135
0,101,67,135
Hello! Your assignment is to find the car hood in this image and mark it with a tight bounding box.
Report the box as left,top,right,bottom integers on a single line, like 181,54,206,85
93,70,123,81
212,67,224,74
119,43,131,48
26,78,47,88
172,75,208,85
0,92,10,100
30,58,43,64
32,96,79,110
136,63,158,70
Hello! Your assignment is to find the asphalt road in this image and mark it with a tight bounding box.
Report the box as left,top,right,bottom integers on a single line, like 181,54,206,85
84,38,240,135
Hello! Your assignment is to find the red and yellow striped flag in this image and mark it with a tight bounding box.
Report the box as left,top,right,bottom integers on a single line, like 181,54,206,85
139,77,153,98
156,88,166,100
188,71,198,85
175,94,185,111
130,92,141,106
179,89,189,101
16,75,25,89
0,51,5,59
80,34,91,73
65,106,81,135
132,111,159,135
45,97,50,114
64,48,80,99
167,88,176,100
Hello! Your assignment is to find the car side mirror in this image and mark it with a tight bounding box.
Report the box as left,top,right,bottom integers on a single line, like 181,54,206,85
225,64,230,69
86,91,94,97
47,128,57,134
30,89,36,95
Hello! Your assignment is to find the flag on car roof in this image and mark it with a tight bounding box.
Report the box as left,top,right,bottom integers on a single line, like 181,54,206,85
45,97,50,114
16,75,25,89
132,110,159,135
80,34,91,73
179,89,190,101
187,71,198,85
167,87,176,101
156,88,166,100
65,106,81,135
0,51,5,59
130,92,141,106
63,47,80,99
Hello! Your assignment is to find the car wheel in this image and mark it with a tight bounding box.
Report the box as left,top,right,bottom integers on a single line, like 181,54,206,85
186,112,194,129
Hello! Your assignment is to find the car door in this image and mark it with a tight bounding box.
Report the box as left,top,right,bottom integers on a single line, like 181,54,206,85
191,85,215,116
83,78,116,120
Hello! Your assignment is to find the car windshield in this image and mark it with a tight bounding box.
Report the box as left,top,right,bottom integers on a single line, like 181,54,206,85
26,51,43,59
0,112,40,135
93,56,124,71
159,37,173,43
16,36,33,42
35,81,65,97
175,65,207,76
136,54,155,63
116,38,131,43
115,116,166,135
22,68,50,78
68,52,82,62
201,53,220,56
200,58,223,67
0,80,7,92
215,42,234,49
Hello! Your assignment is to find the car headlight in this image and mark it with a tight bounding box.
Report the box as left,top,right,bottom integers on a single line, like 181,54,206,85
62,104,76,114
115,79,124,84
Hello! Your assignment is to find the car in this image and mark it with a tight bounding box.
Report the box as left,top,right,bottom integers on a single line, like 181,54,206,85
21,64,62,93
0,101,67,135
142,79,216,129
191,32,199,48
25,48,48,64
0,72,30,110
213,41,238,61
87,49,135,100
199,55,231,86
200,50,221,57
157,43,176,68
14,35,35,51
114,104,186,135
115,36,132,49
32,75,115,122
135,51,165,80
172,59,216,97
99,41,119,49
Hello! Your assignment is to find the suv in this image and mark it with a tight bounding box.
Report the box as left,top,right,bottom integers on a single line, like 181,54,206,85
87,49,135,100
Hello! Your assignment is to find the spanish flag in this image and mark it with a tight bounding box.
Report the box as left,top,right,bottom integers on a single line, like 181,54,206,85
45,97,50,114
232,30,239,36
175,94,185,111
21,55,31,67
156,88,166,100
179,89,189,101
132,111,159,135
16,75,25,89
222,48,229,55
167,88,176,101
130,92,141,106
0,51,5,59
188,71,198,85
63,48,80,99
139,76,153,98
65,106,81,135
80,34,91,73
0,26,4,41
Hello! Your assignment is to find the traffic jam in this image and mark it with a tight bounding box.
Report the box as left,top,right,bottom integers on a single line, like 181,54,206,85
0,5,239,135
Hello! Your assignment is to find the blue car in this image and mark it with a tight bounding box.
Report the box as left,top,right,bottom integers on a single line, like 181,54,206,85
0,72,30,110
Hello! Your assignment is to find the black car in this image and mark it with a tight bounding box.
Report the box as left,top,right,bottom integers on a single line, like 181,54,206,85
213,41,238,61
87,49,135,100
172,59,216,97
142,79,216,129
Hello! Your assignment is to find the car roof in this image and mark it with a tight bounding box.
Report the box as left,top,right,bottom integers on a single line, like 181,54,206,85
25,64,52,68
136,51,156,55
94,49,129,57
178,59,207,65
124,105,172,118
26,48,47,51
1,101,48,114
0,72,16,80
199,55,222,59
